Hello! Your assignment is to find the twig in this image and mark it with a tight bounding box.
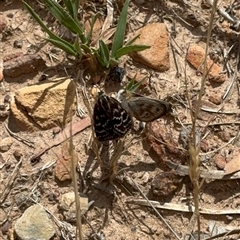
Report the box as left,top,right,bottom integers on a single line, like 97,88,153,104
0,158,23,205
126,199,240,215
207,0,240,29
28,118,91,163
200,106,237,114
222,36,240,100
166,159,240,180
5,124,34,147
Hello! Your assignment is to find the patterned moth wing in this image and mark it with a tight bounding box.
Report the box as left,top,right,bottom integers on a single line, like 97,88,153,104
93,94,132,141
122,97,172,122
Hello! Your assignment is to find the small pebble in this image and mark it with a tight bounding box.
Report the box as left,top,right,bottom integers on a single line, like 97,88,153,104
218,131,231,142
13,149,23,160
39,74,48,81
0,104,6,110
13,40,23,49
214,154,227,169
208,93,222,105
4,94,11,104
0,137,13,152
7,13,14,18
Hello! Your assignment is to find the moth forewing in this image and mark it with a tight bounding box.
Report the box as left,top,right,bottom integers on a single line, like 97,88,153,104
93,94,132,141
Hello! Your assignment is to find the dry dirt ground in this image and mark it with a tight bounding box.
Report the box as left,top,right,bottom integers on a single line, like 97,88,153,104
1,0,240,239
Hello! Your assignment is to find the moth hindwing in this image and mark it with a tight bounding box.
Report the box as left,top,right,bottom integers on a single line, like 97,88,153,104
118,90,171,122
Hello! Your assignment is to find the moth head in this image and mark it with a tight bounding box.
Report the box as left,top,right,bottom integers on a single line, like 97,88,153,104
117,89,132,102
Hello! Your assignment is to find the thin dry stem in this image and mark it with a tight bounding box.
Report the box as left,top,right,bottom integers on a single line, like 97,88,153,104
69,122,83,240
186,1,219,239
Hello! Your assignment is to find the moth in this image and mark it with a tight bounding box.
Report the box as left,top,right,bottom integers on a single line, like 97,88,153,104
93,92,132,141
117,90,171,122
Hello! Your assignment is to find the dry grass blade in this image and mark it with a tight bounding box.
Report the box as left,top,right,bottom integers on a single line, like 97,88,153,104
186,0,219,239
69,122,83,240
126,199,240,215
0,157,23,205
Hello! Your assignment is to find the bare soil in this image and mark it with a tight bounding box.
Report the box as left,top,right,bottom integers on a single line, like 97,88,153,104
1,0,240,239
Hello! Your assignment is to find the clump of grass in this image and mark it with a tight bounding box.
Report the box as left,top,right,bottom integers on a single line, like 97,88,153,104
23,0,150,72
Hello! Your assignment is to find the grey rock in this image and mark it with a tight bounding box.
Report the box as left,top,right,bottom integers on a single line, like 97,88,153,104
14,204,55,240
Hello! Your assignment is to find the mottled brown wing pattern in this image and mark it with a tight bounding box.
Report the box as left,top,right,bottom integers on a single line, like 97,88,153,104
125,97,171,122
93,94,132,141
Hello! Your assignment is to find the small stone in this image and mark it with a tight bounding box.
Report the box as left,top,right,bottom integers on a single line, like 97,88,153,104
13,40,23,49
59,192,89,222
7,13,14,18
14,204,55,240
0,104,6,110
11,78,76,131
52,126,61,137
0,137,13,152
13,149,23,160
208,93,222,105
1,220,11,235
214,154,227,169
4,94,11,104
151,172,183,196
0,14,7,33
218,131,231,142
200,139,210,152
186,45,226,83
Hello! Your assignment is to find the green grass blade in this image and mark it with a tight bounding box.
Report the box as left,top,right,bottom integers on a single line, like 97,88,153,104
129,76,147,92
71,0,80,20
99,40,110,67
115,45,150,58
42,0,87,43
125,34,140,46
81,44,93,54
24,1,61,40
86,13,100,44
95,51,106,67
62,0,74,16
47,38,77,55
73,35,83,57
111,0,130,57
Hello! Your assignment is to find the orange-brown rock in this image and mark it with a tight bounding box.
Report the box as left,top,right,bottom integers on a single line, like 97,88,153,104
130,23,170,72
10,78,76,131
186,45,225,83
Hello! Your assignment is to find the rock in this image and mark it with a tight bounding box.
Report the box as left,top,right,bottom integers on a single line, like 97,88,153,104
214,154,227,170
0,137,13,152
13,149,23,160
151,171,183,196
0,14,7,33
10,78,76,131
186,45,225,83
145,121,186,169
14,204,55,240
3,54,46,78
13,40,23,49
130,23,170,71
59,191,89,222
208,92,222,105
218,131,231,142
200,139,210,152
